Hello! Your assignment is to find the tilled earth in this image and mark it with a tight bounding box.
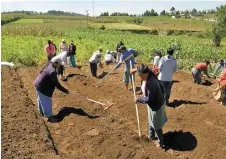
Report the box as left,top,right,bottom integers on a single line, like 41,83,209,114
2,63,226,159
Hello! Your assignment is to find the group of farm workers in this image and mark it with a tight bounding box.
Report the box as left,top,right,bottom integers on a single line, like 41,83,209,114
45,39,77,80
34,38,226,150
191,59,226,105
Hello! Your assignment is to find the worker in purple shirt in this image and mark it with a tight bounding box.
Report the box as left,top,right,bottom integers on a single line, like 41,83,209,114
131,64,167,149
34,61,69,122
114,45,136,89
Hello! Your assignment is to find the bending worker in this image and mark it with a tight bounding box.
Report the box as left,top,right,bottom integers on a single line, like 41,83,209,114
114,45,136,90
192,60,211,84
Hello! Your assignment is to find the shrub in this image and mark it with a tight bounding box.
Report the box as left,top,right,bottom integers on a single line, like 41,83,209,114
99,25,105,30
149,29,159,35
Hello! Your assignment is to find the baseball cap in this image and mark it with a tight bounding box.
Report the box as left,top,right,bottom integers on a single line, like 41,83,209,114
118,45,126,51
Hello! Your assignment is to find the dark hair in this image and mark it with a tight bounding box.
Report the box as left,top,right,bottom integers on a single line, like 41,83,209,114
167,48,175,55
137,64,150,74
155,50,162,58
204,60,210,65
48,40,51,50
220,59,224,63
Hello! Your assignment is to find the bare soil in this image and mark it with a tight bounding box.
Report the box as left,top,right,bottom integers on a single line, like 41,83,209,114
2,63,226,159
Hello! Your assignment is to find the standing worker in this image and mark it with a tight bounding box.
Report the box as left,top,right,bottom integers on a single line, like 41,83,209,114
114,45,136,90
191,60,211,85
158,48,177,106
116,40,124,62
68,41,76,68
152,50,162,76
34,61,69,122
45,40,56,61
51,39,57,56
59,39,68,53
131,64,167,149
214,59,224,76
89,48,103,77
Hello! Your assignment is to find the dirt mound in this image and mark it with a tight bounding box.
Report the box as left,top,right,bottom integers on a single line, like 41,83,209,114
1,67,60,159
2,63,226,158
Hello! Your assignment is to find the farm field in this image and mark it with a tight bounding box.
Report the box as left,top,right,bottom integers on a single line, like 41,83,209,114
13,18,44,24
2,19,226,71
2,63,226,158
1,12,226,158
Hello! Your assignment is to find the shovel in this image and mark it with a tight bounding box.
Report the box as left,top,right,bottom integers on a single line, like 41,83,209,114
87,98,114,110
95,63,120,87
70,92,114,110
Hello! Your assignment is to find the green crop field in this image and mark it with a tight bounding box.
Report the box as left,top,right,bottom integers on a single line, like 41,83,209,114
13,19,44,24
1,14,226,74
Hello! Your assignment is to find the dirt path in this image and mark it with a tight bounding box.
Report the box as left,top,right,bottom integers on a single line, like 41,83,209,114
2,63,226,159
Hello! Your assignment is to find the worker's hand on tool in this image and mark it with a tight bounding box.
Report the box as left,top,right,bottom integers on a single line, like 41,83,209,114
99,63,103,68
134,97,138,103
130,68,137,75
65,89,70,94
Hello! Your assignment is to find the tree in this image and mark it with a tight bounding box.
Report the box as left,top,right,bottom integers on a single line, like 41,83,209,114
184,10,190,15
202,10,207,14
175,10,180,15
100,12,109,16
142,9,158,16
191,8,197,14
212,5,226,47
150,9,158,16
170,7,176,15
160,10,166,16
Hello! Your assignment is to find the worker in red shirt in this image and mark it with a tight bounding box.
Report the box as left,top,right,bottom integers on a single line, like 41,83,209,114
191,60,211,84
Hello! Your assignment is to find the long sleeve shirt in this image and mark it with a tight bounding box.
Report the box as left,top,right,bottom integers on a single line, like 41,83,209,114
89,51,102,64
50,51,67,65
34,63,68,97
115,48,135,70
137,71,164,111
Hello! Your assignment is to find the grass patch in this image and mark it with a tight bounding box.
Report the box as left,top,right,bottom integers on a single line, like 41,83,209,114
14,19,44,24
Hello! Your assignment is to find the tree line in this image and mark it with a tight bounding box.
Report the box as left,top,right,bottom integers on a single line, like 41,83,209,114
1,10,83,16
1,17,21,25
100,7,217,17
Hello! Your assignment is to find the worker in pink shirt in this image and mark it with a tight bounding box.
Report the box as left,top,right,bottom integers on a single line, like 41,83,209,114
45,40,56,61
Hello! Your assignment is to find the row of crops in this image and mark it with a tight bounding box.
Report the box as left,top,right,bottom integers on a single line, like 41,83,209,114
2,22,226,71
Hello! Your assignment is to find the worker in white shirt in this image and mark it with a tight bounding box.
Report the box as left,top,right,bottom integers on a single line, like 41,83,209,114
104,50,115,65
158,48,177,106
89,48,103,77
152,50,162,75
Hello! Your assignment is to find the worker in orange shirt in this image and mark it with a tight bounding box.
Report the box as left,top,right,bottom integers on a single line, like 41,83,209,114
191,60,211,84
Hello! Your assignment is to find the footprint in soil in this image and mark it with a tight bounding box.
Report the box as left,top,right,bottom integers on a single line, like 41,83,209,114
163,130,197,151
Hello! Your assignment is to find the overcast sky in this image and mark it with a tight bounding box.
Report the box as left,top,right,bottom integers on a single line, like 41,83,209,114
1,0,226,16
